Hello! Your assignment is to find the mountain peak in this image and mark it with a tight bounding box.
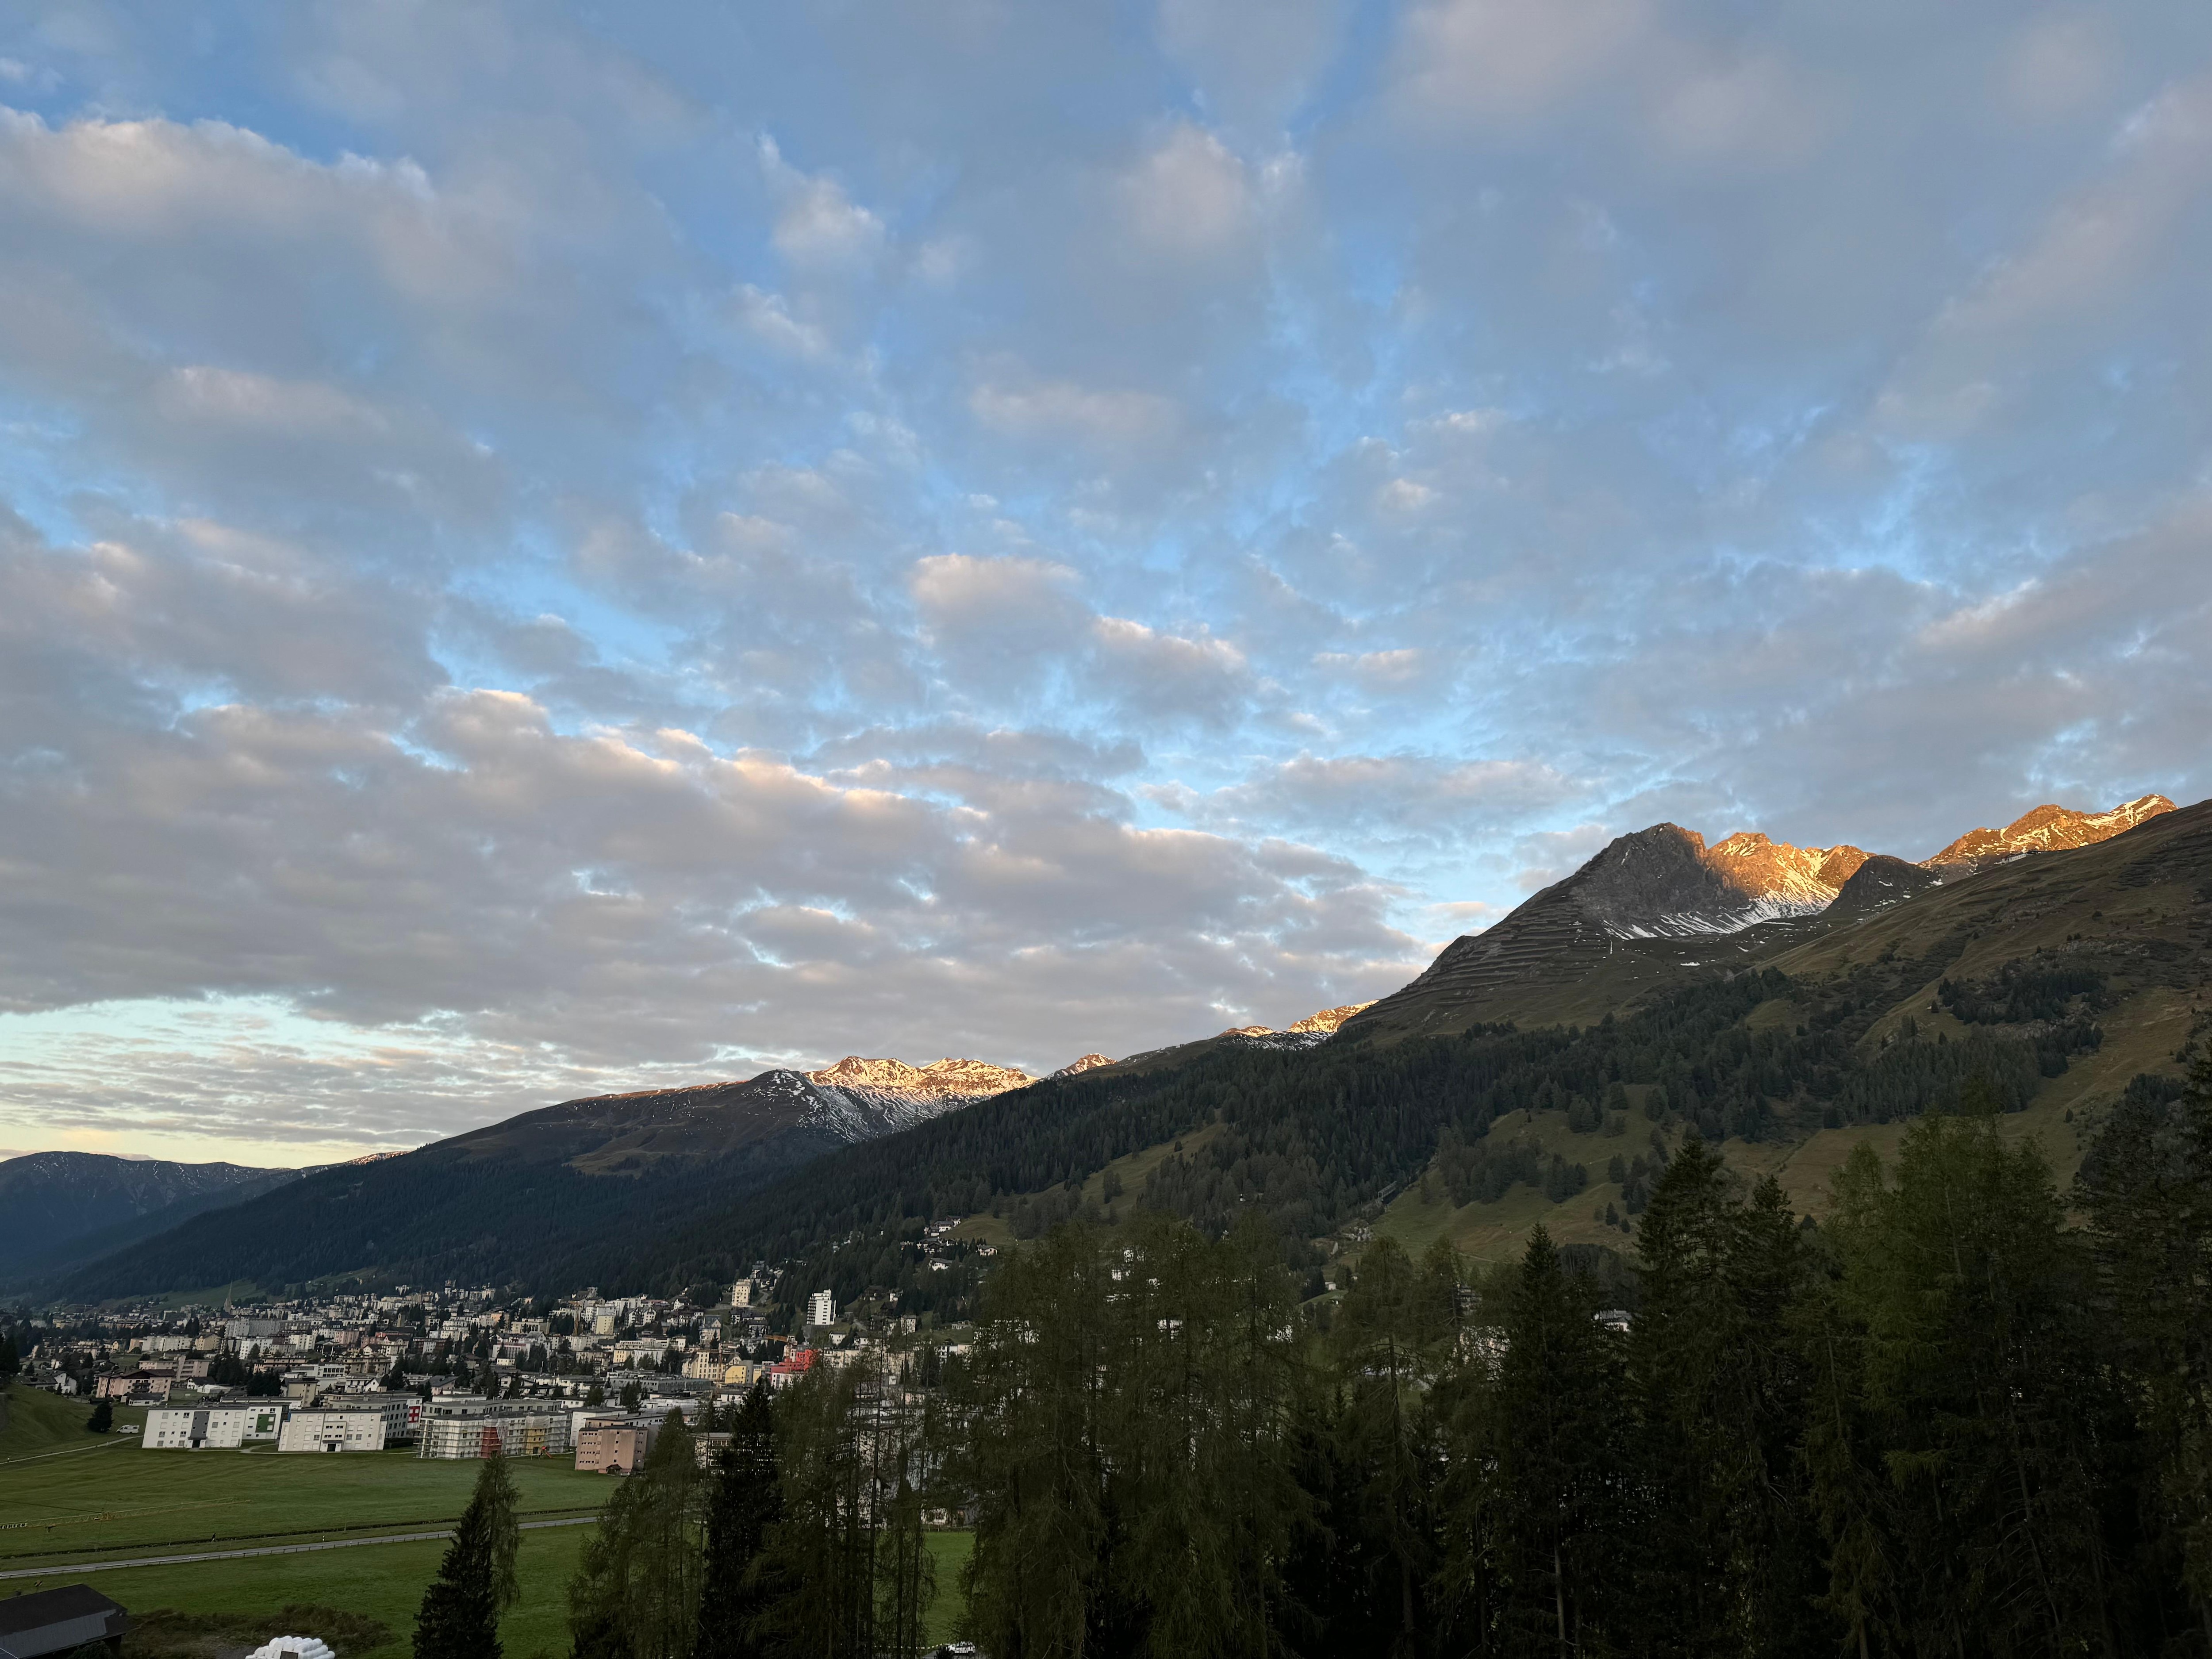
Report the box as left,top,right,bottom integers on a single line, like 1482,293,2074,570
1924,793,2174,869
805,1055,1031,1098
1286,1002,1375,1034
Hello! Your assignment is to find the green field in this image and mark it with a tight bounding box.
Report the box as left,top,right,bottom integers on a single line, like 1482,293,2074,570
3,1524,588,1659
0,1382,973,1656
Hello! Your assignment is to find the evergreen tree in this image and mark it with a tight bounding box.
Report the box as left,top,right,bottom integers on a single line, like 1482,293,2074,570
1329,1235,1444,1656
86,1397,112,1433
476,1444,522,1614
1816,1102,2127,1655
2075,1050,2212,1646
1485,1225,1624,1656
568,1411,706,1659
957,1225,1112,1659
696,1384,783,1659
1630,1137,1826,1656
416,1456,508,1659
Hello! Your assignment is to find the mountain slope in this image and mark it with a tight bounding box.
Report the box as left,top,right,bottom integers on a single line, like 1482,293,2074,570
1345,795,2180,1041
0,1153,298,1287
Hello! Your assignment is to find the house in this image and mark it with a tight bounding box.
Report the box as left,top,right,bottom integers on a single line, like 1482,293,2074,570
95,1375,170,1404
0,1584,131,1658
143,1404,287,1449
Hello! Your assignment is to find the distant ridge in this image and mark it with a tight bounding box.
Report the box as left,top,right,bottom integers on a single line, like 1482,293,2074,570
1923,794,2174,871
0,1152,298,1287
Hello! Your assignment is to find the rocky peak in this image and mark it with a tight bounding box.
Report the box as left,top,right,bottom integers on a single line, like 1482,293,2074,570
1705,830,1870,909
1286,1002,1375,1034
1924,794,2175,870
1052,1053,1115,1078
805,1055,1031,1099
808,1056,925,1091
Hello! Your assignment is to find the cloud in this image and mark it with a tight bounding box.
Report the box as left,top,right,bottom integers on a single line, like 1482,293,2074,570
1119,123,1257,264
1388,0,1648,128
2,3,2211,1158
760,135,888,273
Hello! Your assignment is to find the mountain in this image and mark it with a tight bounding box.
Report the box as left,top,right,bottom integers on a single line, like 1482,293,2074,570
1923,793,2174,871
52,1052,1037,1300
441,1055,1031,1176
1345,795,2170,1041
0,1153,300,1287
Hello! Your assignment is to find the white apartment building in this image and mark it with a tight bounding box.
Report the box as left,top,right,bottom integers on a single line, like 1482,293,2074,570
142,1404,288,1449
277,1409,389,1453
806,1290,836,1329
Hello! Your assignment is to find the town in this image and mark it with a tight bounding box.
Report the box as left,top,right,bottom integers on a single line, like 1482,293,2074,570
7,1216,991,1475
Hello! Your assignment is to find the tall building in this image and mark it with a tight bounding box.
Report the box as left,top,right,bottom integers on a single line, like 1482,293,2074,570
806,1289,835,1329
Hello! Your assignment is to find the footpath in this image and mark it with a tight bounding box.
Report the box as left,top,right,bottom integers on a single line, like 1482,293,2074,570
0,1515,598,1581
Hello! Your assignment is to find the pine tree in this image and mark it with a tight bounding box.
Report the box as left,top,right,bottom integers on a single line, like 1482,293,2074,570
1630,1136,1826,1656
2076,1048,2212,1646
1818,1102,2125,1655
696,1385,782,1659
86,1398,112,1433
1486,1224,1624,1656
415,1458,507,1659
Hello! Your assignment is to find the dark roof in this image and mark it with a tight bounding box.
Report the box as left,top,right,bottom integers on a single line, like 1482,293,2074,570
0,1584,127,1637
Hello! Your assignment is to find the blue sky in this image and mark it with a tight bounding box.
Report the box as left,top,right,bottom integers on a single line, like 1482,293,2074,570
3,0,2210,1164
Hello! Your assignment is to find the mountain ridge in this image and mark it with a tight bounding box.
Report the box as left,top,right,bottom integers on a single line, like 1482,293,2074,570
1344,792,2179,1041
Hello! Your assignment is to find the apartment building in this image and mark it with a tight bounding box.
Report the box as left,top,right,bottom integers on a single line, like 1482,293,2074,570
276,1409,389,1453
142,1404,288,1449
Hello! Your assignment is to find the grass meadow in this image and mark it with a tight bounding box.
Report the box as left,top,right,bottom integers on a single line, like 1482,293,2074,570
2,1382,973,1655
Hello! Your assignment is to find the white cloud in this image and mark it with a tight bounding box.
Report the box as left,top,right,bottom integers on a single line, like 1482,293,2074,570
1119,122,1256,263
760,135,887,273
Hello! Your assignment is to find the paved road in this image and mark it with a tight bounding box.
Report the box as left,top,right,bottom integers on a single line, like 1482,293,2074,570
0,1515,597,1581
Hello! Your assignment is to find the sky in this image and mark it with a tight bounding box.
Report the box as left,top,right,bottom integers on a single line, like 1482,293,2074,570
2,0,2209,1167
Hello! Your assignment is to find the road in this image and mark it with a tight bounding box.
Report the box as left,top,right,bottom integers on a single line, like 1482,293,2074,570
0,1515,597,1581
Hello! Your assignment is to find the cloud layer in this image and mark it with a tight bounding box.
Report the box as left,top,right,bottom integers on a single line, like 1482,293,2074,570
1,0,2209,1158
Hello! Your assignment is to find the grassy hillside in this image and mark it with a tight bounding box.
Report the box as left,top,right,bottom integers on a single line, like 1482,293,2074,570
0,1381,148,1460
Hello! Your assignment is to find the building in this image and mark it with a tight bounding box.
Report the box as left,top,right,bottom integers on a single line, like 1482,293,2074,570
95,1375,171,1404
348,1391,425,1444
0,1585,131,1659
766,1348,817,1391
806,1290,835,1329
142,1404,287,1449
276,1410,388,1453
574,1416,656,1475
417,1407,572,1460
